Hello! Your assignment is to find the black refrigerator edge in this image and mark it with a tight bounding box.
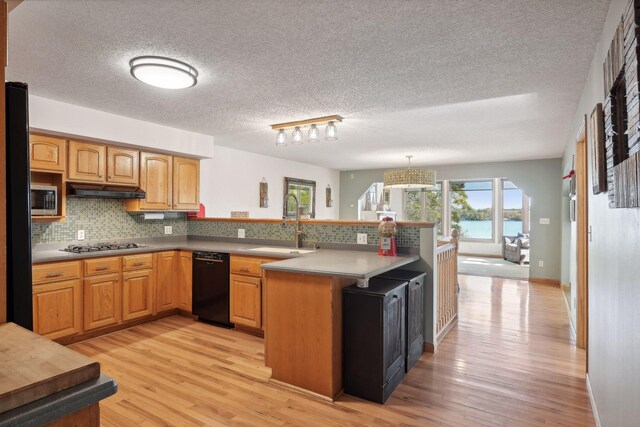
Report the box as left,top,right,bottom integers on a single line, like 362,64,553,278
6,81,33,330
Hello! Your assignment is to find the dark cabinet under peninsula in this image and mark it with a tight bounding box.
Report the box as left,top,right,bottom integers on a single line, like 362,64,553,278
343,278,407,404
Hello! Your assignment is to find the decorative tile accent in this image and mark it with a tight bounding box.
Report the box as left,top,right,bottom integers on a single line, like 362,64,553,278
31,198,187,246
187,221,421,247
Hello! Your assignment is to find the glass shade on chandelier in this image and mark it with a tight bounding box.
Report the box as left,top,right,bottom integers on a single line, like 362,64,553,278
308,124,320,143
291,127,304,145
325,121,338,141
276,129,287,146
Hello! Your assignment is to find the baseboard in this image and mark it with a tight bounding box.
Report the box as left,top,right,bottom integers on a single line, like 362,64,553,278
529,277,561,287
423,342,435,353
436,315,458,345
458,252,502,259
586,373,602,427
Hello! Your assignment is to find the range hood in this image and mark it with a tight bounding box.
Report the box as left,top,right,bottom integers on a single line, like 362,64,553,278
67,183,146,199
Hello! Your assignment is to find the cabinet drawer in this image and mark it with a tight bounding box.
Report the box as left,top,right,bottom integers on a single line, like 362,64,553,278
122,253,153,271
33,261,81,285
84,256,121,276
230,255,263,277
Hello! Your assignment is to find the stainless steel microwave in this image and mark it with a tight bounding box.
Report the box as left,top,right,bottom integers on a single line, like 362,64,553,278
31,184,58,216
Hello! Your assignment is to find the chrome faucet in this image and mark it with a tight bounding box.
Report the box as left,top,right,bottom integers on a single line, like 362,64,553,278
282,193,303,248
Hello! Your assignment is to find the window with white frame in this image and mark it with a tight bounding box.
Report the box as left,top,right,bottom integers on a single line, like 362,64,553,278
502,179,530,235
449,180,493,240
403,183,442,235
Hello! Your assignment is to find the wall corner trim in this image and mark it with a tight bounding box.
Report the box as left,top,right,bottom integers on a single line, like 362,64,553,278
586,373,602,427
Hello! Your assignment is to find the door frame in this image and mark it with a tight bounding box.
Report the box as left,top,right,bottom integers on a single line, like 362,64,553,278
576,116,589,355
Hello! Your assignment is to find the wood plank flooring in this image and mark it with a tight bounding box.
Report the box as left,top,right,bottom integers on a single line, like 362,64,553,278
69,275,594,426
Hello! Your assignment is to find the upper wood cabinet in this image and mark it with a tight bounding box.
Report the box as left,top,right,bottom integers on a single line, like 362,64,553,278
107,147,139,185
68,141,106,182
30,135,66,172
156,251,177,312
177,251,192,312
138,152,173,210
173,157,200,210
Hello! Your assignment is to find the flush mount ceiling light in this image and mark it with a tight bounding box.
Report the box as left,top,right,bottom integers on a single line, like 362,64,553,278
384,155,436,189
271,115,343,146
129,56,198,89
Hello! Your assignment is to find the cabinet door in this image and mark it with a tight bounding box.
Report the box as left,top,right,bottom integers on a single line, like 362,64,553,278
177,251,192,312
68,141,106,182
32,279,82,340
156,251,177,312
122,269,154,321
407,279,424,364
84,273,121,331
230,274,261,328
107,147,139,185
173,157,199,210
383,289,406,382
139,152,172,210
30,135,66,172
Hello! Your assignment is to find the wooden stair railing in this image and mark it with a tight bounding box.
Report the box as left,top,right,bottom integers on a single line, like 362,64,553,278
436,229,459,344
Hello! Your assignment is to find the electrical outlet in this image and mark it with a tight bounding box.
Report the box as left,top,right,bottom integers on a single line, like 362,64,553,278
77,230,85,240
357,233,368,244
238,228,245,238
538,260,544,267
164,226,173,235
539,218,550,225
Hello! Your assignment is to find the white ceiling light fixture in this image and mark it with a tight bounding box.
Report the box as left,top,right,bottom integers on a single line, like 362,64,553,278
325,121,338,141
129,56,198,89
270,115,343,146
384,155,436,189
275,129,287,146
291,126,304,145
308,124,320,143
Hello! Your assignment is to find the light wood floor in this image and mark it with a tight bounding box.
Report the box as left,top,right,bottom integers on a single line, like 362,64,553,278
70,275,594,426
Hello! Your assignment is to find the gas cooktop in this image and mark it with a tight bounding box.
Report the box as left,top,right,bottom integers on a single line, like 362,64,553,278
61,242,145,253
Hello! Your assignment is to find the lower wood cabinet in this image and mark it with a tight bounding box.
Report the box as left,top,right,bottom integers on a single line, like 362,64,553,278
83,273,121,331
230,274,262,328
122,269,154,321
32,279,83,340
177,251,192,312
156,251,178,312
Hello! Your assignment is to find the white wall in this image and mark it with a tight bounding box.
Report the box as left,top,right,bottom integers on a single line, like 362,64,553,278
562,0,640,425
29,95,214,158
200,145,340,219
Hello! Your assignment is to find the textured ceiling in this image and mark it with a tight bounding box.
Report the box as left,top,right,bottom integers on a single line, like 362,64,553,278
7,0,609,170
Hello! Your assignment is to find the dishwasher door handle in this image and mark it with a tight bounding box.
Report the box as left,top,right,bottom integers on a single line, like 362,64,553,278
195,258,225,263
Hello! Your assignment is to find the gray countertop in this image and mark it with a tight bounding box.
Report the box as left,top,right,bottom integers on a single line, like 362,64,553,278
32,237,420,280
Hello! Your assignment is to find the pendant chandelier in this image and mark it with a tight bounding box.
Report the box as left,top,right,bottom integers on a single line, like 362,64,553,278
271,115,342,146
384,155,436,189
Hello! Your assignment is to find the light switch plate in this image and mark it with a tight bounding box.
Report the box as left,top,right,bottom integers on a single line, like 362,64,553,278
77,230,85,240
539,218,550,225
164,226,173,235
238,228,246,238
538,260,544,267
357,233,368,244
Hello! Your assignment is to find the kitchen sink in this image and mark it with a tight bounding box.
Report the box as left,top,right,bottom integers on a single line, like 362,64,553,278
247,247,316,254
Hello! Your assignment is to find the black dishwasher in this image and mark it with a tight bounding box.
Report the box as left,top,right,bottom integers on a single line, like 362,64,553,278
192,252,233,328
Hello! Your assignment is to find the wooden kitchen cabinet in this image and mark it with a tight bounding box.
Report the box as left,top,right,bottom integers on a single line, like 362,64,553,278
107,146,139,185
32,279,83,340
68,141,106,182
155,251,177,312
122,269,154,321
29,134,67,172
128,152,173,211
83,273,121,331
177,251,192,312
230,274,262,328
173,157,200,210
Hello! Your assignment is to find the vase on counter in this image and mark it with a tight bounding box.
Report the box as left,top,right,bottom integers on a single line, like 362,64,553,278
378,216,398,256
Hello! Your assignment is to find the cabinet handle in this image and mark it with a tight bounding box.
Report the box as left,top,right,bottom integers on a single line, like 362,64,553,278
240,266,249,271
115,277,119,282
99,175,103,178
95,266,109,271
132,262,144,266
393,294,399,299
45,272,63,278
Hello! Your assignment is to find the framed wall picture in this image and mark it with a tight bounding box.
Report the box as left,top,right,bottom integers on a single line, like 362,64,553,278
590,103,607,194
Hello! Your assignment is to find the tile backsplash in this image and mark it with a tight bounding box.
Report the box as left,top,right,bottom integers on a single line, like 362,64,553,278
188,220,422,247
31,198,187,246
